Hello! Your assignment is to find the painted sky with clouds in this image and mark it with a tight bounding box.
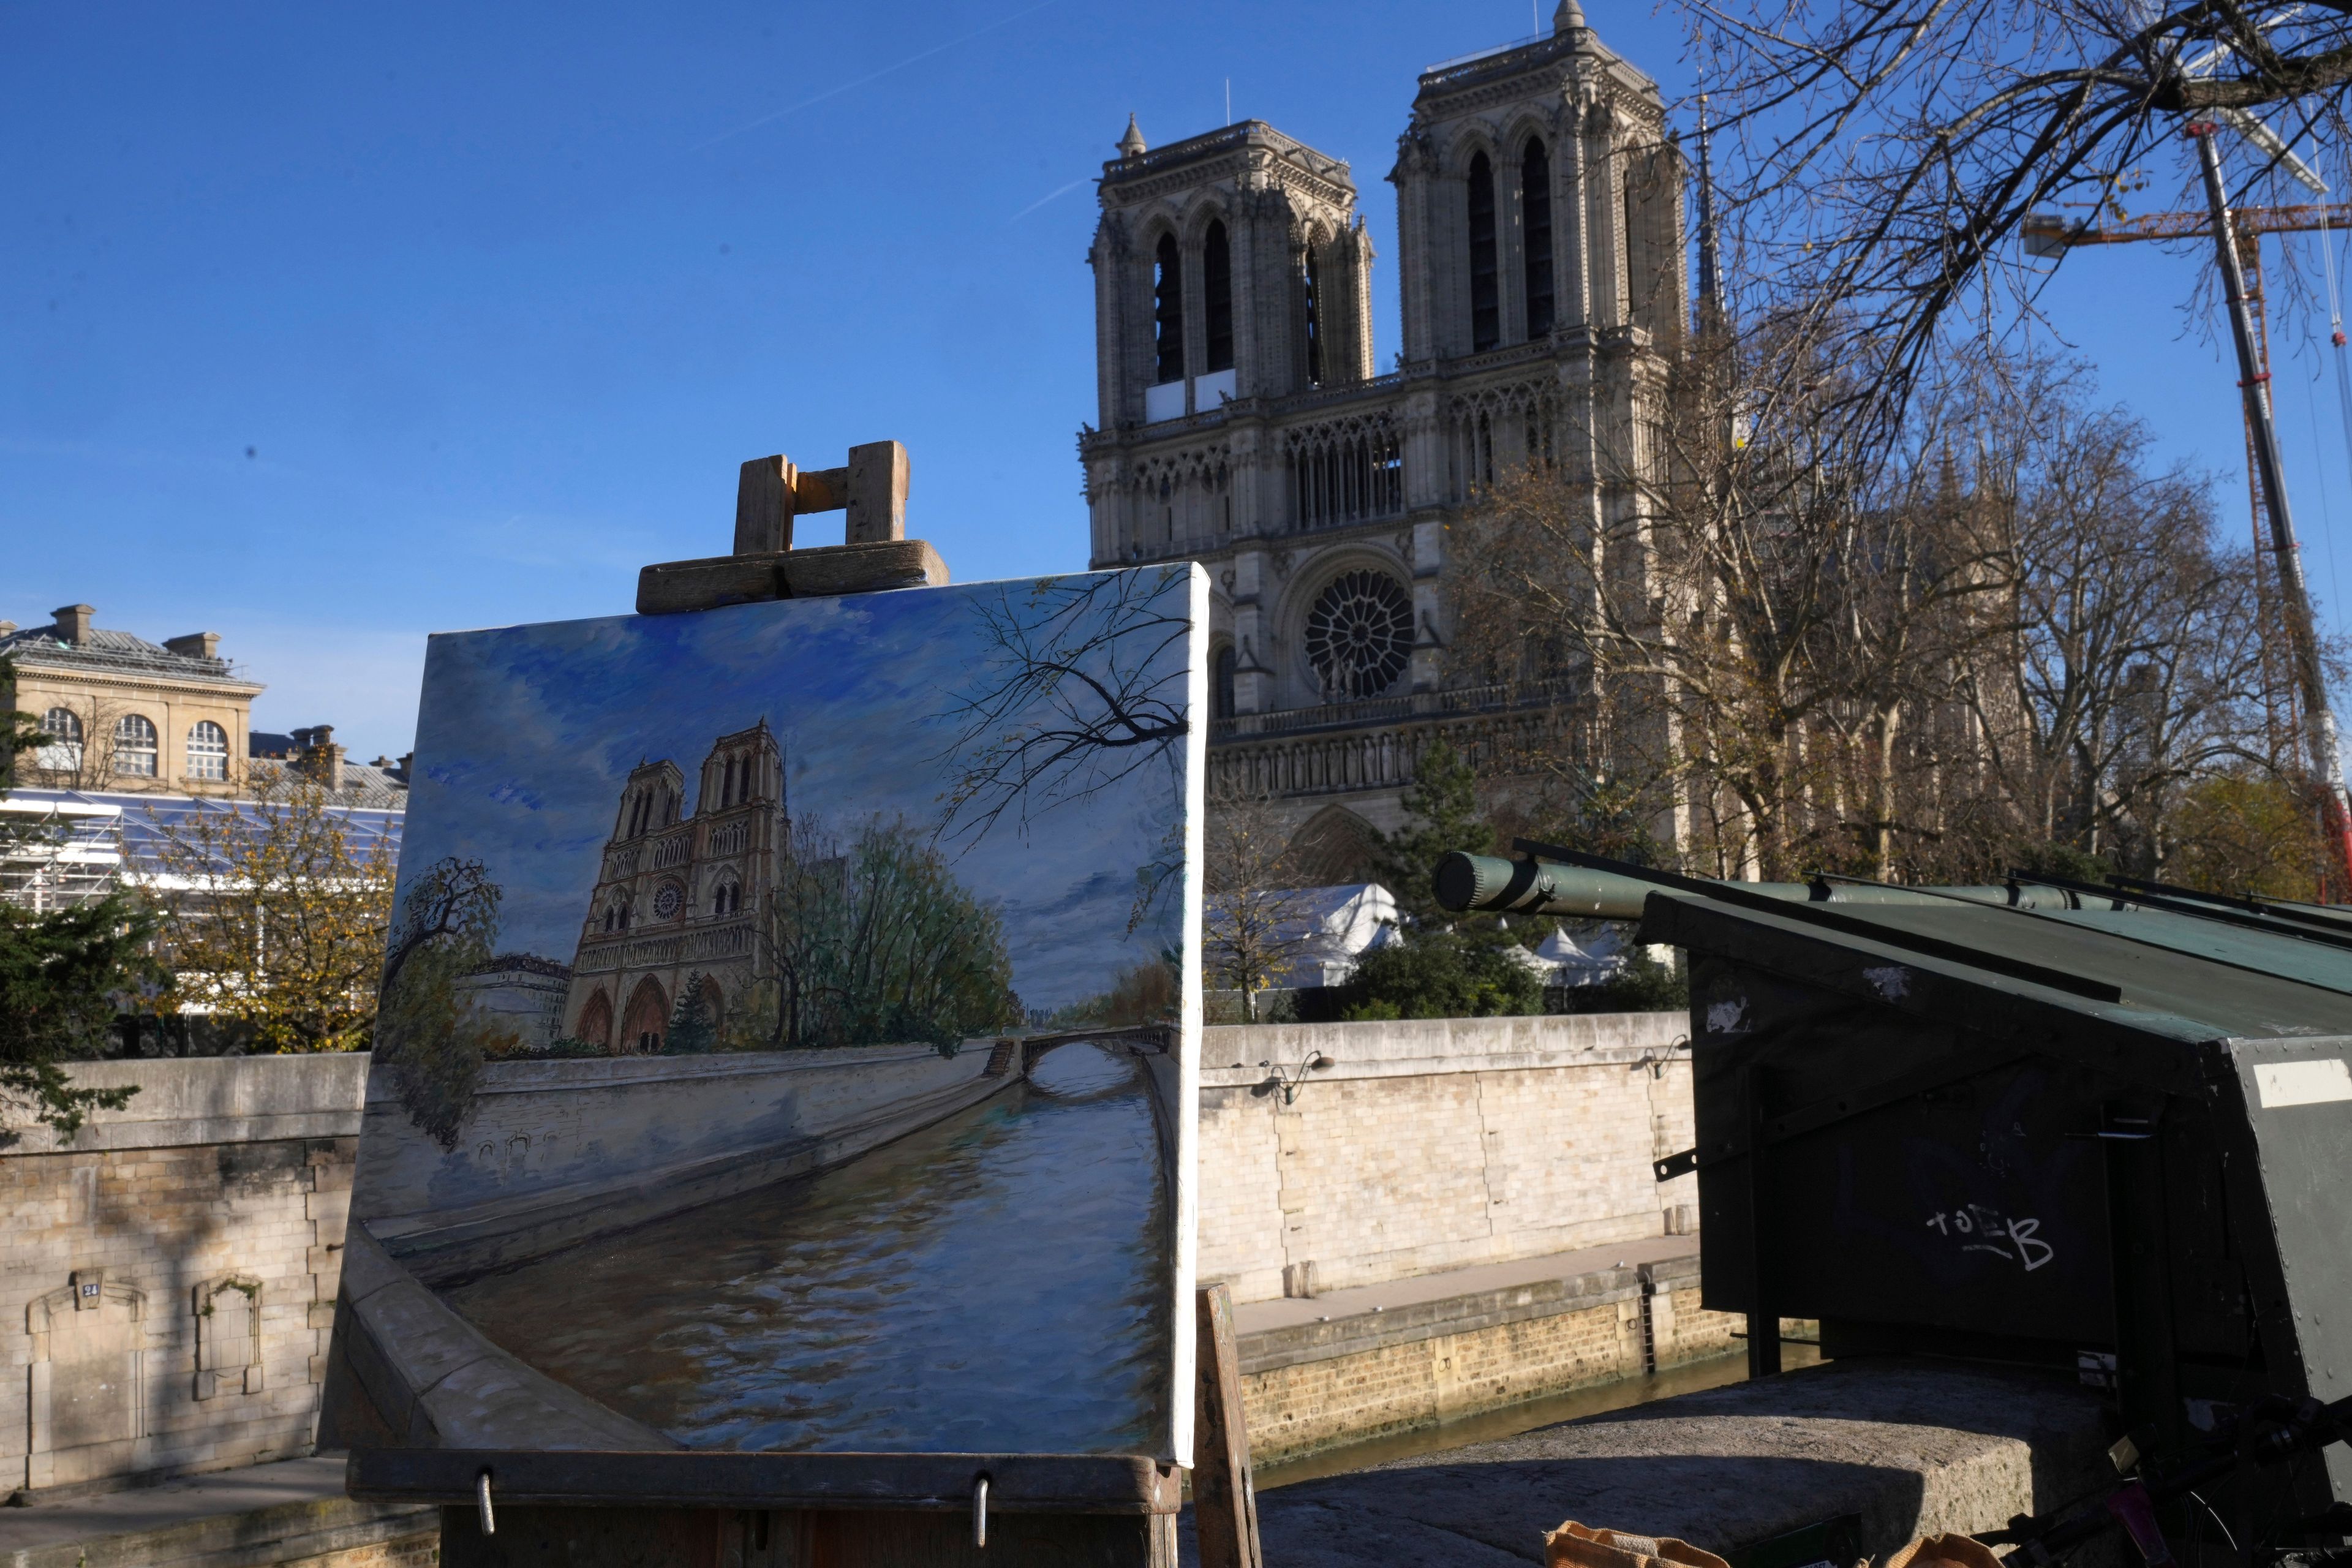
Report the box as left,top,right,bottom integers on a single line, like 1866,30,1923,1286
394,568,1198,1013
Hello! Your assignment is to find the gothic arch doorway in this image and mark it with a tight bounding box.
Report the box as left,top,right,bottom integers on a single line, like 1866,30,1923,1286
1285,804,1383,886
575,989,613,1050
620,977,669,1054
698,974,724,1038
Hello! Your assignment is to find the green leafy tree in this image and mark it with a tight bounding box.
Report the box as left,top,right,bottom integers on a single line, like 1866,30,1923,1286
143,780,398,1054
372,858,516,1147
0,658,153,1136
1550,945,1690,1016
1373,739,1496,922
1338,930,1543,1022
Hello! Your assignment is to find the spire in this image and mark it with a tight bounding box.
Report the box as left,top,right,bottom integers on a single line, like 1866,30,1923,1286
1553,0,1587,32
1118,114,1148,160
1695,93,1722,326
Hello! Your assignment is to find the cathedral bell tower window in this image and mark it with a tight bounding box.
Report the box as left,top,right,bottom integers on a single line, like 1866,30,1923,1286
1153,233,1185,385
1468,151,1501,352
1204,221,1234,374
1522,138,1556,337
1301,251,1325,388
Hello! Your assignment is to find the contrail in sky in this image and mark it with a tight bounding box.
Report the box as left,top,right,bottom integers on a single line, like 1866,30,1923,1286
1007,176,1092,224
692,0,1063,153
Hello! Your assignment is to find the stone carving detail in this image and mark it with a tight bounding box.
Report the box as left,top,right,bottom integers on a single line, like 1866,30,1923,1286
1304,570,1417,700
26,1272,148,1489
194,1276,264,1400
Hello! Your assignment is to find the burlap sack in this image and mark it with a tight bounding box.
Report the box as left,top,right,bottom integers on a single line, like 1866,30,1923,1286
1545,1520,1733,1568
1880,1534,2005,1568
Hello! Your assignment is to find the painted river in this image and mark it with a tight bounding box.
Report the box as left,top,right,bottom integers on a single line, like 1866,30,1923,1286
444,1042,1174,1454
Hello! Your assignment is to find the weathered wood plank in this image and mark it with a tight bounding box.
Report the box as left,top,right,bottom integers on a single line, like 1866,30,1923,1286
1191,1283,1263,1568
636,541,947,616
778,538,943,597
636,555,788,616
845,440,910,543
352,1449,1180,1515
734,457,795,556
793,467,848,513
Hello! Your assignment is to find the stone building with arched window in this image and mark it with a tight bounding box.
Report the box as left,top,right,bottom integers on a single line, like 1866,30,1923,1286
1080,2,1686,873
561,721,786,1053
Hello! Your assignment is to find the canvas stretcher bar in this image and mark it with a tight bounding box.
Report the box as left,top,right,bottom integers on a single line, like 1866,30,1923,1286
347,1449,1183,1515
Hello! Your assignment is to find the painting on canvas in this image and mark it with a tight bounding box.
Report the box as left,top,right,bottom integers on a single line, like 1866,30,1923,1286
324,566,1205,1463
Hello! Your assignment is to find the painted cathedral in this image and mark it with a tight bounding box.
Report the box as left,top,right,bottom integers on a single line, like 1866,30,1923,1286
562,721,786,1052
1081,0,1688,873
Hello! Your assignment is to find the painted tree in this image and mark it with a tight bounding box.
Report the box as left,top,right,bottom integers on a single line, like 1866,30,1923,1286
937,568,1194,928
371,858,515,1147
666,972,718,1055
748,815,1022,1053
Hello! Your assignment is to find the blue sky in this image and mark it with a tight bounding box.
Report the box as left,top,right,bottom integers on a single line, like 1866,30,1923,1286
7,1,2352,760
395,573,1193,1012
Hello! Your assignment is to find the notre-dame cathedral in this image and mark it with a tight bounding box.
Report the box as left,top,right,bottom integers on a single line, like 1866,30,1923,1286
1080,0,1687,878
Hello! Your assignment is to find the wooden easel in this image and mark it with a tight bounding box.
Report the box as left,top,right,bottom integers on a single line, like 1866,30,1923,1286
346,447,1264,1568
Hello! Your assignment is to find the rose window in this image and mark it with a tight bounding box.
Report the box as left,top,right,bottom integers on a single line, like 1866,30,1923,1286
652,883,684,921
1303,570,1415,699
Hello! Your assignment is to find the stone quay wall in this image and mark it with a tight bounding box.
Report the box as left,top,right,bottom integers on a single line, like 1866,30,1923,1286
4,1014,1694,1496
1,1056,367,1499
1197,1014,1696,1305
1235,1256,1740,1466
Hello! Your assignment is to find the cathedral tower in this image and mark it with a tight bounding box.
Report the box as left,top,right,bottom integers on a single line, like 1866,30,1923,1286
1079,10,1686,870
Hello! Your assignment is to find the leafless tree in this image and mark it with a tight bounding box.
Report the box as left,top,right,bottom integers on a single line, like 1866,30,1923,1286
1689,0,2352,420
1452,323,2008,880
1953,359,2272,870
1453,330,2279,883
1201,792,1331,1024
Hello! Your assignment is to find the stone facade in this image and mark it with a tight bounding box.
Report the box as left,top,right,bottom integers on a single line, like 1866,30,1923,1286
0,1057,364,1499
1081,5,1685,856
0,606,264,798
1197,1014,1698,1304
562,720,786,1051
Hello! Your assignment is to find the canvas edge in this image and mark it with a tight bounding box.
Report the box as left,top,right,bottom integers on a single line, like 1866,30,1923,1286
1166,562,1209,1471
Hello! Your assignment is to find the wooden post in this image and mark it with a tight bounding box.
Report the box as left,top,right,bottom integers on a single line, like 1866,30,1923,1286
845,440,910,543
734,456,796,555
1193,1283,1263,1568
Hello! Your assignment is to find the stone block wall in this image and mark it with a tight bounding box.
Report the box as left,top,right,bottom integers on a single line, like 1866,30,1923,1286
4,1014,1697,1496
1236,1259,1743,1466
1199,1014,1695,1303
1,1057,365,1499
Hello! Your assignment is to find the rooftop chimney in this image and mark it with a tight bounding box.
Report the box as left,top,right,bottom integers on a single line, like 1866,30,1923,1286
164,631,221,660
298,724,345,792
52,605,95,646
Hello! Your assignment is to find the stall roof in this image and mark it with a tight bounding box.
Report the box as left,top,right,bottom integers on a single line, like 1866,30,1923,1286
1621,868,2352,1048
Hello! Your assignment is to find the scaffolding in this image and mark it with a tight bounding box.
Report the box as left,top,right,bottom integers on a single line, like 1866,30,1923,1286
0,796,126,913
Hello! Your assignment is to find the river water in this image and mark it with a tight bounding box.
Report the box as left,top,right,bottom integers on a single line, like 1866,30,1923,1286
445,1042,1174,1455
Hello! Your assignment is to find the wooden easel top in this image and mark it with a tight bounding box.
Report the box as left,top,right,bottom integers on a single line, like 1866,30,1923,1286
636,440,948,615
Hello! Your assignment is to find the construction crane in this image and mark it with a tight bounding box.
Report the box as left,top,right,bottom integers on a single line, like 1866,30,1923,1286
2024,161,2352,897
